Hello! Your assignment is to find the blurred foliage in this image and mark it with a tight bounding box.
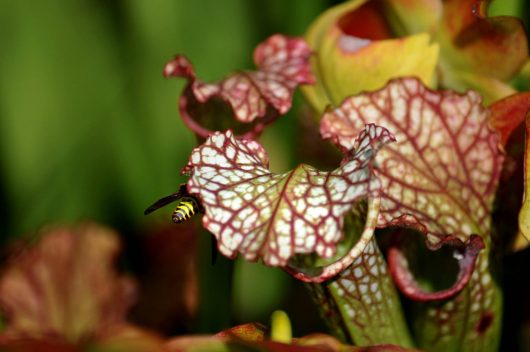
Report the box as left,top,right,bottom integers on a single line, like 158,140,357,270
0,0,528,343
0,0,332,337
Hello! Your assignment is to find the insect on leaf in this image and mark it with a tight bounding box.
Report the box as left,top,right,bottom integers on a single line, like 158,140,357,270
182,125,394,282
144,184,204,224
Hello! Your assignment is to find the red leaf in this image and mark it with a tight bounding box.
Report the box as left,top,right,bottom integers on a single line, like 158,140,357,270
164,35,314,139
488,92,530,148
488,92,530,252
214,322,267,340
0,224,135,343
182,126,394,282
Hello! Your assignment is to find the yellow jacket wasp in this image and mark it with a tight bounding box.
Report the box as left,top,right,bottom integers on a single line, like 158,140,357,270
144,184,204,223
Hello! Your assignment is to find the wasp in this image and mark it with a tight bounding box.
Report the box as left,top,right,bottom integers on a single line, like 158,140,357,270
144,184,203,223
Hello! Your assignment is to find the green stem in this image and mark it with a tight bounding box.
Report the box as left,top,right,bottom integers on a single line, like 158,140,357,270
307,214,413,347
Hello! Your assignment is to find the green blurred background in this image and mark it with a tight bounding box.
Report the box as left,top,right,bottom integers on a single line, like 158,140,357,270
0,0,337,337
0,0,527,339
0,0,327,238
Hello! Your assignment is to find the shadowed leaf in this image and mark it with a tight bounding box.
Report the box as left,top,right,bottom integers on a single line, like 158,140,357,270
0,224,166,352
387,234,484,301
489,92,530,148
0,224,135,342
381,0,441,34
488,92,530,252
517,115,530,252
128,223,199,334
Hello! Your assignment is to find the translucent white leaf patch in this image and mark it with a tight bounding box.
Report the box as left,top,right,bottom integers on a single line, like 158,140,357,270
183,126,394,268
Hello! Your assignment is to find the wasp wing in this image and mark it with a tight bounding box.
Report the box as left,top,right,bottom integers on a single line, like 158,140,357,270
144,192,182,215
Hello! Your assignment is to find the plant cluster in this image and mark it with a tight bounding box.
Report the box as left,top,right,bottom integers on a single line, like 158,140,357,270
1,1,529,351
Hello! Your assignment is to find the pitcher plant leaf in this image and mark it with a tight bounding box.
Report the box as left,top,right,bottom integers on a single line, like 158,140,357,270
182,126,394,282
165,35,315,139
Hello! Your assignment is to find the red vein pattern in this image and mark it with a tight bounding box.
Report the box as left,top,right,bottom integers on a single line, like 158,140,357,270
183,125,394,274
164,35,315,138
320,77,504,350
321,77,503,244
310,237,413,347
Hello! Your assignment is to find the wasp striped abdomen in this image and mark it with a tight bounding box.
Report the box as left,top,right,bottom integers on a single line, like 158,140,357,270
172,197,200,223
145,184,204,224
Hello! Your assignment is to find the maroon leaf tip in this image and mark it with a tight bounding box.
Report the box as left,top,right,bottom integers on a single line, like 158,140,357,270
163,55,196,80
